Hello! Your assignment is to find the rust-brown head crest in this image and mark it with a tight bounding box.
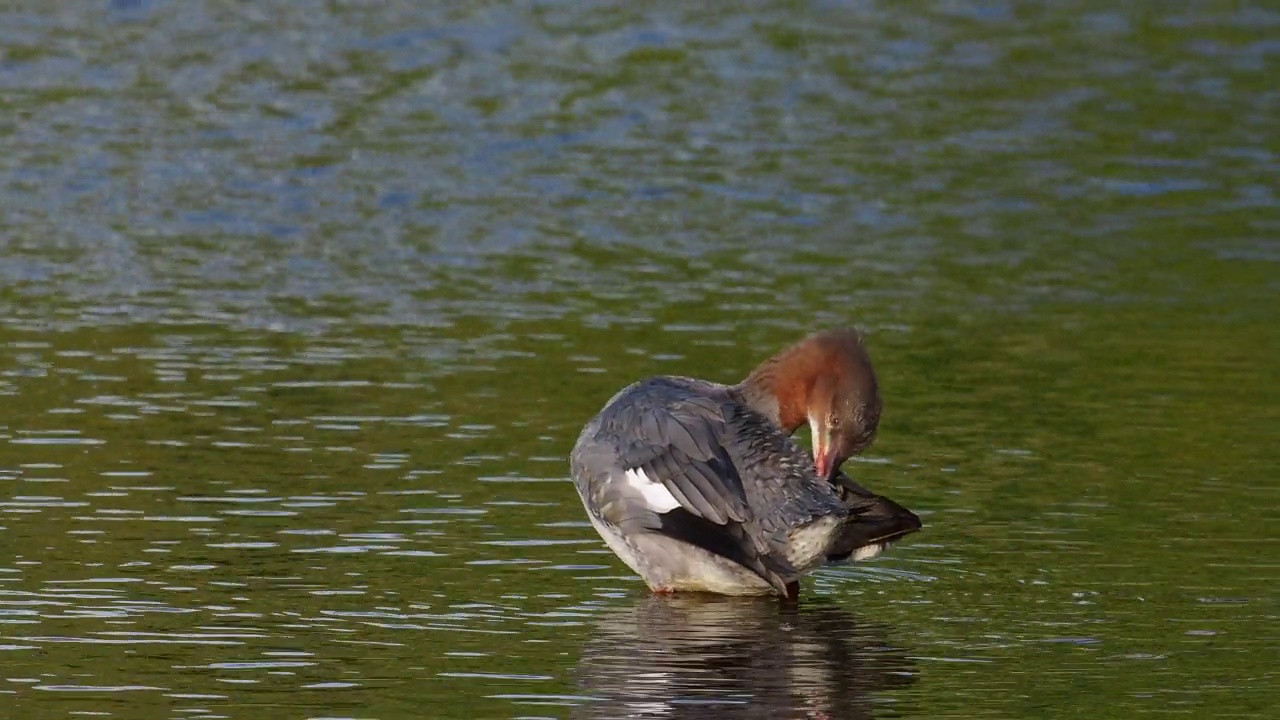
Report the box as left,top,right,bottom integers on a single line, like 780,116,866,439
739,328,881,480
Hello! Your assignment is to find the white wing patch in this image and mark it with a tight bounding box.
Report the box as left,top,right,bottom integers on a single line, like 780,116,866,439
624,468,681,513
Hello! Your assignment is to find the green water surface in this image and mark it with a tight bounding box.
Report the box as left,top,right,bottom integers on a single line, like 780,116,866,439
1,2,1276,718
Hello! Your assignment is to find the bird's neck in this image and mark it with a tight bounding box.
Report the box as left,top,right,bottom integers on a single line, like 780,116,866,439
733,356,812,434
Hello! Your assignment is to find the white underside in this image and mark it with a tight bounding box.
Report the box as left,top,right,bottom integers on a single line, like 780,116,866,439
848,542,887,562
584,511,774,595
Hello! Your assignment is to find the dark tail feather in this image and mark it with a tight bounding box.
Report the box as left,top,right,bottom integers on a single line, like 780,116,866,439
655,508,796,596
825,473,922,563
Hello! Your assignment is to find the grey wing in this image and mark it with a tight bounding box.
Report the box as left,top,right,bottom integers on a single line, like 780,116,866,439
609,392,751,527
577,387,796,593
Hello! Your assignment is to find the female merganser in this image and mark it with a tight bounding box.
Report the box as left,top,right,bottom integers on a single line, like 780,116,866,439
571,329,921,599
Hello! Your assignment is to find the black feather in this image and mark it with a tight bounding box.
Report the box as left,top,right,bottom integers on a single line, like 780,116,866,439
655,509,793,596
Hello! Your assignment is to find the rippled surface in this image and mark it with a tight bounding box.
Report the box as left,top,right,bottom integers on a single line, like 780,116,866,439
2,2,1277,718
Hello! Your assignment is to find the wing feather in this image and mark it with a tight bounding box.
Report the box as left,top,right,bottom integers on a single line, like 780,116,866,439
591,380,796,588
618,406,750,527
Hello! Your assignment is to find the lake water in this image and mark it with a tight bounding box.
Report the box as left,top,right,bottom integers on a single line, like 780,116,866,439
2,2,1276,718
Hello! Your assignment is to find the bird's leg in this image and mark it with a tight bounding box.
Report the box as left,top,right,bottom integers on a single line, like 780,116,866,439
782,581,800,602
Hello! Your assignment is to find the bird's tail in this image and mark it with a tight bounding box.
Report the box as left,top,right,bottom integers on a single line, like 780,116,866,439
825,475,922,563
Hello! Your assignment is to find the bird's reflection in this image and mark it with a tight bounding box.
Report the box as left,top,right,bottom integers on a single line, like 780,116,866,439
572,595,915,719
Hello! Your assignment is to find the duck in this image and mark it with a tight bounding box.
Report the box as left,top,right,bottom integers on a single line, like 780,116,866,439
570,328,921,600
